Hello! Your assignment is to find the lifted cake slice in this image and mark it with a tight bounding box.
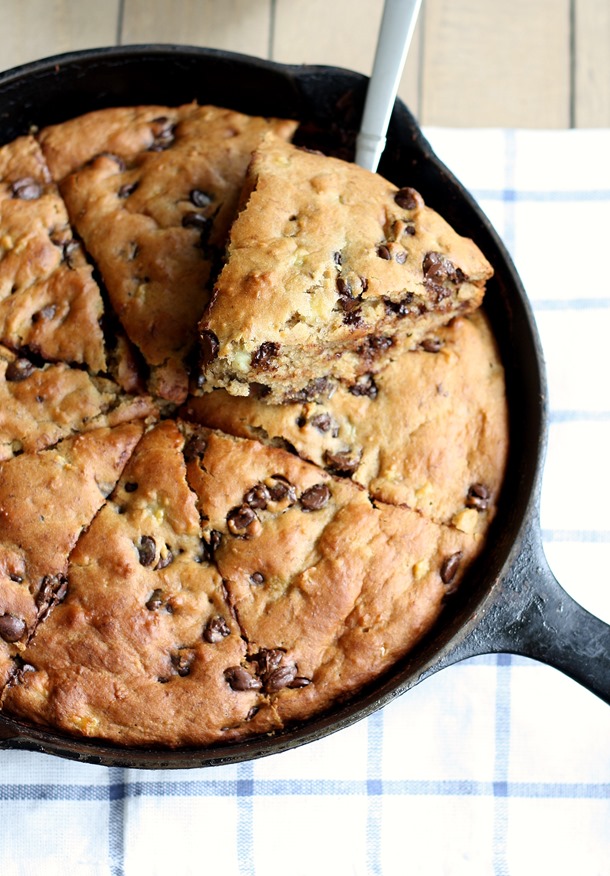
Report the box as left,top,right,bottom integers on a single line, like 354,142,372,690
198,135,493,403
52,105,297,403
0,135,106,372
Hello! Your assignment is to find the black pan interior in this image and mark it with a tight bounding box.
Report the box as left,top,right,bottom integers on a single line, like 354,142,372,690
0,46,546,767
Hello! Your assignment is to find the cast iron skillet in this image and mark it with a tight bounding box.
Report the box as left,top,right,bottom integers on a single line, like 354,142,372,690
0,46,608,769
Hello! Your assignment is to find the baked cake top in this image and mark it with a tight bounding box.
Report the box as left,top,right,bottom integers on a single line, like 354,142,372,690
50,106,297,403
0,136,106,372
198,135,493,402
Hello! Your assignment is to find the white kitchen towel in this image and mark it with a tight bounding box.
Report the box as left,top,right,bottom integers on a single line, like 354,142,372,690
0,128,609,876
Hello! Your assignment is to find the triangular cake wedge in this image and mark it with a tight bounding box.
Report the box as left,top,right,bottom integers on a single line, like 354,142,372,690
2,422,248,746
0,422,143,688
185,312,508,531
198,135,493,403
0,136,106,372
182,427,482,740
0,343,157,461
50,105,297,403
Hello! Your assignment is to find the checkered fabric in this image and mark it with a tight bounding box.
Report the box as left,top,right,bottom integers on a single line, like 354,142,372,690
1,128,609,876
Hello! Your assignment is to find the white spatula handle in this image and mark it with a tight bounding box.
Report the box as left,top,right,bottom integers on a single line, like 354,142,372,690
355,0,423,172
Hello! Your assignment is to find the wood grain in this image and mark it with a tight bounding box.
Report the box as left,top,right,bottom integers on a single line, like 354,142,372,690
574,0,610,126
0,0,609,128
0,0,119,72
120,0,271,58
419,0,571,128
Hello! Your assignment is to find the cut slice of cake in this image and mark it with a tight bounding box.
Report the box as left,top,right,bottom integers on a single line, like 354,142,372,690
0,422,143,688
198,135,493,403
0,343,157,461
184,312,508,531
49,105,297,403
0,136,106,372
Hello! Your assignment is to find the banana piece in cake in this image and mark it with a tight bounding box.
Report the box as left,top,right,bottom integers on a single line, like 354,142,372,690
0,423,143,689
198,135,493,403
184,312,508,532
0,136,105,372
47,105,297,403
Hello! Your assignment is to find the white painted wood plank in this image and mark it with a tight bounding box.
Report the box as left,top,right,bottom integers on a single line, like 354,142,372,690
0,0,119,73
574,0,610,126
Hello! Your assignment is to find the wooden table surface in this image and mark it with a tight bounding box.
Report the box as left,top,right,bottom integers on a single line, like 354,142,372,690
1,0,609,128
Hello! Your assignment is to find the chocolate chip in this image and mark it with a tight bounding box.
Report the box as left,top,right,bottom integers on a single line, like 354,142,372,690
5,358,34,382
423,251,465,286
289,676,312,689
349,374,378,399
244,484,270,510
395,250,407,264
146,589,165,611
208,530,223,554
300,483,331,511
118,182,138,198
283,377,333,404
310,413,333,433
421,338,443,353
171,651,194,677
377,244,391,260
252,341,279,370
11,177,42,200
224,666,262,691
182,212,211,230
138,535,156,567
466,483,490,511
32,304,56,323
265,664,297,692
184,434,207,462
323,450,361,476
250,572,265,585
155,546,174,570
336,276,352,297
394,187,419,210
36,574,68,622
266,475,297,507
200,330,219,366
362,335,393,356
0,613,26,643
333,251,343,266
339,295,361,313
190,189,213,208
226,504,257,536
203,615,231,643
124,482,138,493
441,552,463,587
250,648,283,676
384,293,420,319
9,574,23,583
149,119,175,151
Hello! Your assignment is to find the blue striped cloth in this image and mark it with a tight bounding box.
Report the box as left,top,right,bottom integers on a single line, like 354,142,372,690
1,129,609,876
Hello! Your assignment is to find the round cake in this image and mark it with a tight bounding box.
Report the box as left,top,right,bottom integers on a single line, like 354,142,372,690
0,104,508,748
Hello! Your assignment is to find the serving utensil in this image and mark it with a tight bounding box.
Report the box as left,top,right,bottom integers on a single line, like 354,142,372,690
355,0,423,171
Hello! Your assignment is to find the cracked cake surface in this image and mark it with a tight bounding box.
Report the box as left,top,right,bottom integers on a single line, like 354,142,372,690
184,312,508,531
198,135,493,403
0,103,507,749
48,105,297,403
0,135,106,372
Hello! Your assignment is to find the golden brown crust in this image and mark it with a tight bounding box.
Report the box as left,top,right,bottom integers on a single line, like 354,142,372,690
198,136,493,402
0,343,157,460
0,105,507,749
0,136,106,372
184,313,508,531
51,106,297,403
0,422,144,688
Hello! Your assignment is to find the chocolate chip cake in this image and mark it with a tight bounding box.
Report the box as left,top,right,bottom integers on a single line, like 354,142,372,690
198,135,493,403
0,103,508,749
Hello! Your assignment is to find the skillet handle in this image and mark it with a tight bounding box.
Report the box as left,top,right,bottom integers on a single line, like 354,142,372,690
454,521,610,705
